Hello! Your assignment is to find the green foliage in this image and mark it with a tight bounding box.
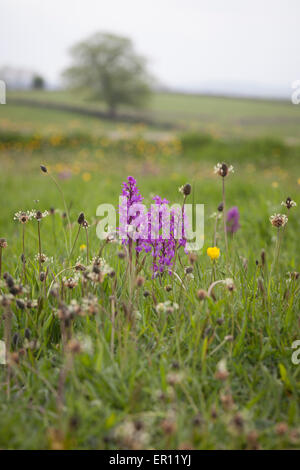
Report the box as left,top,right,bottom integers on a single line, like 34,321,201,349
0,103,300,450
62,32,152,115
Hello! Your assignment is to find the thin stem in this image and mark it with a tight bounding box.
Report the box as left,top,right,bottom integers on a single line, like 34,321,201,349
69,225,81,260
48,173,72,251
85,227,89,264
222,178,228,257
4,307,12,400
22,224,26,282
0,247,2,279
37,221,42,273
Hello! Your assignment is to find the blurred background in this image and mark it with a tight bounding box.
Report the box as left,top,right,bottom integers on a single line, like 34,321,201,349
0,0,300,249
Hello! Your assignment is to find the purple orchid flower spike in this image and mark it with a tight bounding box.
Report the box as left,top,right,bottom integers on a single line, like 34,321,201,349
226,206,240,233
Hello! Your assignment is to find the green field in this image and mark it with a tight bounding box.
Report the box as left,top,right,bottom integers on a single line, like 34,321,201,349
0,94,300,449
6,90,300,141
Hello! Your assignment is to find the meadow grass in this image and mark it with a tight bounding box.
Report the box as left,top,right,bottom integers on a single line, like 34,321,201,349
0,104,300,450
6,90,300,141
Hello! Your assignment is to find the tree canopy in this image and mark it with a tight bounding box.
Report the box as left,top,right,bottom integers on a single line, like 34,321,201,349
63,32,152,116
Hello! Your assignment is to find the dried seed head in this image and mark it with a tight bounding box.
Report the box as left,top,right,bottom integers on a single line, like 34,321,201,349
39,272,46,282
246,430,259,450
188,252,197,265
40,165,48,173
117,251,126,259
49,207,55,215
12,333,20,348
0,238,7,248
136,276,145,287
217,202,224,212
24,328,31,340
270,213,288,228
232,413,244,430
185,266,193,274
161,419,177,435
165,285,172,292
67,339,81,354
4,273,14,288
214,162,234,177
192,413,204,426
281,197,296,210
197,289,208,300
224,278,235,292
215,358,229,381
77,212,85,225
220,392,234,410
75,263,86,272
183,183,191,196
16,299,25,310
143,290,150,298
275,422,288,435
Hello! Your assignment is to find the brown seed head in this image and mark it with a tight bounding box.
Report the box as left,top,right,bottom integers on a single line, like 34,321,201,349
183,183,192,196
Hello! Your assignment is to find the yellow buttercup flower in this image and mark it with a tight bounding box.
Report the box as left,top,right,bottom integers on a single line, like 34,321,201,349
82,172,91,182
207,246,220,260
80,244,87,251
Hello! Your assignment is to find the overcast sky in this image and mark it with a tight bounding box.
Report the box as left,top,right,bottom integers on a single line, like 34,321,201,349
1,0,300,96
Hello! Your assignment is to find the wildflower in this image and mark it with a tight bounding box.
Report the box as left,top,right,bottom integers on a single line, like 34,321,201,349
0,294,14,307
224,278,235,291
156,301,179,314
226,206,240,233
184,266,193,274
178,183,191,196
34,253,52,264
82,172,91,182
281,197,296,210
63,276,78,289
82,295,99,316
270,213,288,228
214,162,234,177
33,210,49,221
167,372,184,385
26,299,38,309
77,212,85,225
207,246,220,260
0,238,7,248
288,271,299,280
75,261,86,271
215,358,229,381
14,210,34,224
80,244,86,251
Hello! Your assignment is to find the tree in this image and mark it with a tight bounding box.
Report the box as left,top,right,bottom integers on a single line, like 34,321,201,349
32,75,45,90
63,32,152,116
